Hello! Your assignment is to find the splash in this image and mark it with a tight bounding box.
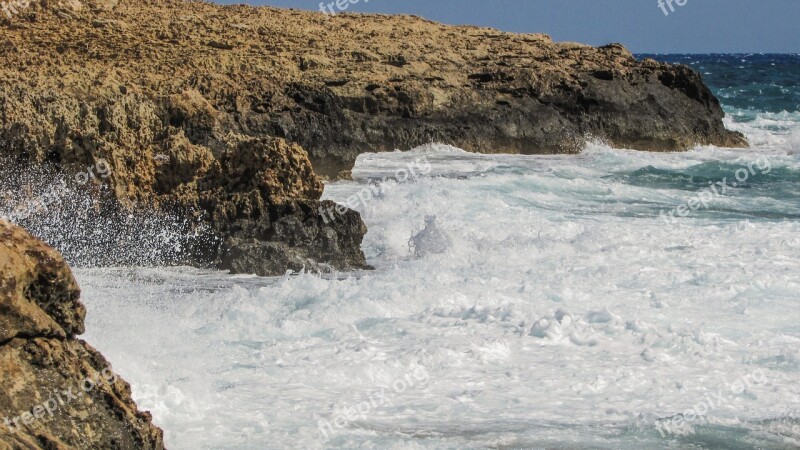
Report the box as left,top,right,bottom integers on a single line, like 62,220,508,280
0,159,213,267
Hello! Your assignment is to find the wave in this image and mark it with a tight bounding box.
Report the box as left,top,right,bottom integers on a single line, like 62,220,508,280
0,160,212,267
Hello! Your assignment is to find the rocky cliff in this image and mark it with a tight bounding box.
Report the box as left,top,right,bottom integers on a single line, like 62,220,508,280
0,219,164,449
0,0,745,274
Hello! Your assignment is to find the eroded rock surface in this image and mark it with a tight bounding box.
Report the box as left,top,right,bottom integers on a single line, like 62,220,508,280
0,0,743,274
1,0,747,174
0,219,164,449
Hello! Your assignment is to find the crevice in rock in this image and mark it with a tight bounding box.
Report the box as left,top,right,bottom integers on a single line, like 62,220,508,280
0,331,66,349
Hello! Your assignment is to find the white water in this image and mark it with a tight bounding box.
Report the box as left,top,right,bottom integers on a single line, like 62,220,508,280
75,115,800,449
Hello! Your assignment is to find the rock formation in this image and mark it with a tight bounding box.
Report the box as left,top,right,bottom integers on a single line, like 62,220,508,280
0,0,745,274
0,219,164,449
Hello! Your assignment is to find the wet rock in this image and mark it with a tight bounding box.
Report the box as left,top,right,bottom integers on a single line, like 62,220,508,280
0,0,744,273
0,220,164,449
409,216,450,257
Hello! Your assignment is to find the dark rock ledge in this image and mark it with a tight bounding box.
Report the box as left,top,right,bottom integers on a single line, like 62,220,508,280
0,0,746,276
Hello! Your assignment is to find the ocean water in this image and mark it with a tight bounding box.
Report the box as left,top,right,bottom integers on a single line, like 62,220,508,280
50,55,800,449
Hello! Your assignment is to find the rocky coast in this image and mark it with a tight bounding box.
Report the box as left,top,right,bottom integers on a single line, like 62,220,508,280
0,1,756,448
0,0,745,274
0,220,164,449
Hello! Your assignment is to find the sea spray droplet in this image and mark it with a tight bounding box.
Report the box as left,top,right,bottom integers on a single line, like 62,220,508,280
0,160,212,267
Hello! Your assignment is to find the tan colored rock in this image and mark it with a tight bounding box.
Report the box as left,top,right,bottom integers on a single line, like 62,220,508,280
0,220,164,449
0,0,745,176
0,0,743,275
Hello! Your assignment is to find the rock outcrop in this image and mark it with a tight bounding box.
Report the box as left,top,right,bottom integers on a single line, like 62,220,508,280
0,0,745,274
0,219,164,449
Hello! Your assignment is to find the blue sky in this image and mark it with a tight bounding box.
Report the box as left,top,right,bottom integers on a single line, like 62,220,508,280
214,0,799,53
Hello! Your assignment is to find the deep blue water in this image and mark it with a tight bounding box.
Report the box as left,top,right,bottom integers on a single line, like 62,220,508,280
640,54,800,115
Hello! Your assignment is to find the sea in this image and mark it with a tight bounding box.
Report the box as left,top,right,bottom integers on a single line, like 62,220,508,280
11,54,800,449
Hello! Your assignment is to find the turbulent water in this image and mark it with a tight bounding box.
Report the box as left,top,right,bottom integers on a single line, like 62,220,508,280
33,54,800,449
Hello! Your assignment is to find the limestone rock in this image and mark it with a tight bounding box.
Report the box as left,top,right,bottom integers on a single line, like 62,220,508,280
0,220,164,449
0,0,744,274
0,1,746,177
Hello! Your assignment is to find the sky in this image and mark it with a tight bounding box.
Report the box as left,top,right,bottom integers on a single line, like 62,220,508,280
214,0,800,54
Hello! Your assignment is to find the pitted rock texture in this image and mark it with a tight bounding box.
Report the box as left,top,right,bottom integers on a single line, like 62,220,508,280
1,0,746,175
0,219,164,450
0,0,742,274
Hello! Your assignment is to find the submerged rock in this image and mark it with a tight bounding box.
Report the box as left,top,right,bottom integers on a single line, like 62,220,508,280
0,0,744,274
0,220,164,449
409,215,451,257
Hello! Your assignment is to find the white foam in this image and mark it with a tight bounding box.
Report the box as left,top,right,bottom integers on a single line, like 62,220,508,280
74,121,800,449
